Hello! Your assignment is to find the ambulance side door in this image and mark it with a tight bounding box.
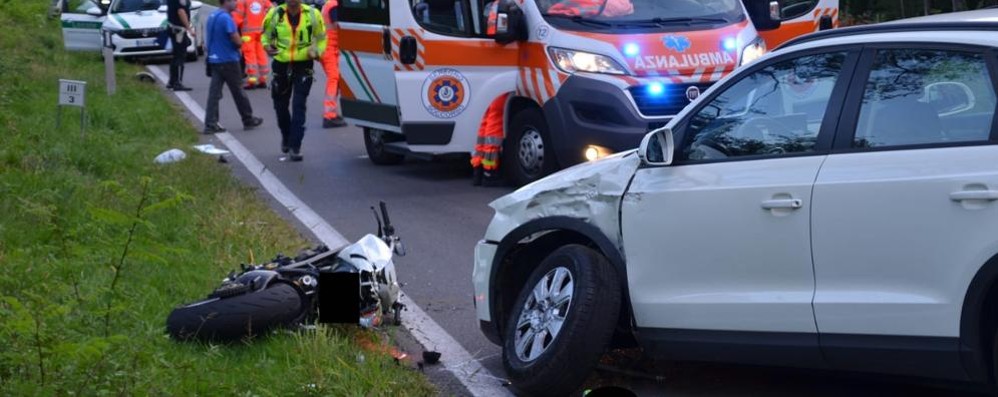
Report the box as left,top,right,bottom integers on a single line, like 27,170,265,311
61,0,104,52
339,0,402,132
391,0,519,153
758,0,838,49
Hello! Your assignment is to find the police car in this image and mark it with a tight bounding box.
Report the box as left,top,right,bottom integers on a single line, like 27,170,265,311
61,0,204,60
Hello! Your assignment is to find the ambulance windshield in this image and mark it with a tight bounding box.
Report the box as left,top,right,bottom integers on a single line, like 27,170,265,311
538,0,743,31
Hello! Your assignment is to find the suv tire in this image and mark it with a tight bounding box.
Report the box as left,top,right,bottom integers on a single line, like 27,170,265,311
363,128,405,165
502,244,621,396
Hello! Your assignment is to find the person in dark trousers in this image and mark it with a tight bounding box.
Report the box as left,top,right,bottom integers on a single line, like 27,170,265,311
166,0,195,91
204,0,263,134
261,0,326,162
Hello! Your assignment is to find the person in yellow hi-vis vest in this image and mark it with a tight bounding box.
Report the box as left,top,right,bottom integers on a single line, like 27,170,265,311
261,0,326,162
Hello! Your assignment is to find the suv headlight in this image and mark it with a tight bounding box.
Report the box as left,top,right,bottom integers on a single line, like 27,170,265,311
740,38,766,66
548,47,627,75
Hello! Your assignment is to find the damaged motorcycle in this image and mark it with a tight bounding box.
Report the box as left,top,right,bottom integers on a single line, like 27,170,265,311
167,202,406,342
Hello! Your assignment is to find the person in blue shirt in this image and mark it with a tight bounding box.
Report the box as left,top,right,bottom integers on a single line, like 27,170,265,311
204,0,263,134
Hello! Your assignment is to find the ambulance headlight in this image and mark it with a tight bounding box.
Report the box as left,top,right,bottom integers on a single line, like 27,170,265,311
549,48,627,75
740,38,767,66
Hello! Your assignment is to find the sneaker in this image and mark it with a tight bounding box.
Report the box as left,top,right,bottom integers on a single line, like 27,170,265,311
322,116,347,129
288,150,303,162
171,84,193,92
203,124,227,134
243,117,263,130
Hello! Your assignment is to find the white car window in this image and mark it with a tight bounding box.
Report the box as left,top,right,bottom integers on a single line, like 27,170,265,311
854,49,996,149
682,52,847,161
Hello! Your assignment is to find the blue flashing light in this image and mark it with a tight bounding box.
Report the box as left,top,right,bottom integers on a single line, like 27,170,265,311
623,43,640,57
647,82,665,97
722,37,737,52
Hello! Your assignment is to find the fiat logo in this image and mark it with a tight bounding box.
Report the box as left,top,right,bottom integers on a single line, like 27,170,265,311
686,86,701,102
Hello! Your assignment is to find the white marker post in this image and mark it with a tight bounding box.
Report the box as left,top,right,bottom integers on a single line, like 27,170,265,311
58,79,87,137
102,29,116,95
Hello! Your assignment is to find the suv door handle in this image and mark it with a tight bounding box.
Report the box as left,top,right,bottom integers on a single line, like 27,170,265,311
761,198,803,210
950,190,998,202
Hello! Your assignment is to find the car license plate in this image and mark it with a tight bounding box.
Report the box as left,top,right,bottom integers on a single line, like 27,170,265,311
137,39,158,47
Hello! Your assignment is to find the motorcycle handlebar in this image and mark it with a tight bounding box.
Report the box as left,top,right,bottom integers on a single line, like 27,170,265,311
379,201,395,237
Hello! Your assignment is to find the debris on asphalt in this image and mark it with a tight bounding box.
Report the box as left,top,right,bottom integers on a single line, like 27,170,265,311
218,155,228,164
584,386,637,397
154,149,186,164
193,144,230,155
422,350,441,365
134,71,156,83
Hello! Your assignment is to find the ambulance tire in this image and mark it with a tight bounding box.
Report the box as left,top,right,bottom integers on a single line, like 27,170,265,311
364,128,405,165
505,108,557,186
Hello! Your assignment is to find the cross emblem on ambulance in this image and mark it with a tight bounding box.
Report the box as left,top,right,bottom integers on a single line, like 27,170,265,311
663,35,692,53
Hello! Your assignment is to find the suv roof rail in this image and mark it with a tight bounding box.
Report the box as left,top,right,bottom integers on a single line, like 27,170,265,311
778,21,998,50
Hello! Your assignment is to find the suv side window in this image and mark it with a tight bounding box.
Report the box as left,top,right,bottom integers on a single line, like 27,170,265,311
411,0,471,36
853,49,996,149
682,51,847,161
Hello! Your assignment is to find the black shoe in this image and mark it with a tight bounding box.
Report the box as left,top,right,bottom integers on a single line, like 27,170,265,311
288,150,303,162
482,170,504,187
472,167,483,186
170,84,193,92
322,117,347,129
203,124,227,134
243,117,263,129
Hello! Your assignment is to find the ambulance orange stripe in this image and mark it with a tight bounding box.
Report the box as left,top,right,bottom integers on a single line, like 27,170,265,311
423,41,519,66
519,68,531,100
530,68,544,102
542,68,556,99
339,29,383,54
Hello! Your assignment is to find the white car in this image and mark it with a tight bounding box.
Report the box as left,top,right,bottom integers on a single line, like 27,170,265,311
61,0,204,60
474,8,998,396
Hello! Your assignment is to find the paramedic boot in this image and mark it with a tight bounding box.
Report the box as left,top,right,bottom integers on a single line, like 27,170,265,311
323,116,347,129
472,167,484,186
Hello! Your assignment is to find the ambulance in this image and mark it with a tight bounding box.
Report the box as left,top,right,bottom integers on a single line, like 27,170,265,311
338,0,838,185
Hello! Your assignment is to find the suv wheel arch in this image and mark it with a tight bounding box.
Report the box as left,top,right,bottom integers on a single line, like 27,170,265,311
488,216,635,346
960,252,998,383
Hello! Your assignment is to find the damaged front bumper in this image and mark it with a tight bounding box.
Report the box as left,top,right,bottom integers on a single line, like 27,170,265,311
473,240,501,345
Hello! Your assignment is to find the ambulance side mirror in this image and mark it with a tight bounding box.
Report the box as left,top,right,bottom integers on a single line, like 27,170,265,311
743,0,782,31
493,0,527,45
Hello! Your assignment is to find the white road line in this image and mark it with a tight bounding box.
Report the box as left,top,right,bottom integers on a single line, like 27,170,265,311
147,65,511,397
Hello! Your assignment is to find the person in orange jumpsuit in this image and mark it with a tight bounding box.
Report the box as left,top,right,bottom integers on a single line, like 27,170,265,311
471,2,508,186
232,0,272,89
320,0,346,128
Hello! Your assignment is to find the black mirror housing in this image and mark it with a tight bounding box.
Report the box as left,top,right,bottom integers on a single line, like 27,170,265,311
818,15,833,31
743,0,781,31
493,0,527,45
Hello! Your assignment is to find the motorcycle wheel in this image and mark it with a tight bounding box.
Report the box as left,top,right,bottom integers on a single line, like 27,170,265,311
166,282,305,343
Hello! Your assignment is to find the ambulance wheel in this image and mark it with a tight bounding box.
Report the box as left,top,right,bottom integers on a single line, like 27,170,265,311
364,128,405,165
505,108,557,186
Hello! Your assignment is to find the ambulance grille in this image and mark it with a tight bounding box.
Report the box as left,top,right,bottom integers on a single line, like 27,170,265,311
628,82,714,117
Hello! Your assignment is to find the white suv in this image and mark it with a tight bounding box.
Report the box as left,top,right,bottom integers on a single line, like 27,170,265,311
473,9,998,396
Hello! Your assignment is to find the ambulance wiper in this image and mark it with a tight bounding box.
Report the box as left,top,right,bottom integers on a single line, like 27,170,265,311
619,16,729,27
542,14,617,29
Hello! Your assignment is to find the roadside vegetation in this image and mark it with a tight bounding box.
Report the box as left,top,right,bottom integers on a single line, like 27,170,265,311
0,1,433,395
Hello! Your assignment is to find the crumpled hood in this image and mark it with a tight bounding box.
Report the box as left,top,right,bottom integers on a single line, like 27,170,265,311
486,150,641,246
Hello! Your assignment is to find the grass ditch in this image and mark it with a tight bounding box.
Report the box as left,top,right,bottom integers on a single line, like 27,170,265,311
0,1,434,395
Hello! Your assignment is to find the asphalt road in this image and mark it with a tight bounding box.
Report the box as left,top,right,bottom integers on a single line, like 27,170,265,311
141,24,986,395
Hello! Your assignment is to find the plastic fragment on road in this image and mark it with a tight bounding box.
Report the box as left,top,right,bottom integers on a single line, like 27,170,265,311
154,149,187,164
193,144,231,155
422,350,441,365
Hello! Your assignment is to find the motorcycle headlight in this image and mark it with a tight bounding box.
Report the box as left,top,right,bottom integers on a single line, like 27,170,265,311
548,47,627,75
740,38,767,66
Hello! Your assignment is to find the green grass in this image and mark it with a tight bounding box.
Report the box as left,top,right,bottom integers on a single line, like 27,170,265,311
0,1,433,395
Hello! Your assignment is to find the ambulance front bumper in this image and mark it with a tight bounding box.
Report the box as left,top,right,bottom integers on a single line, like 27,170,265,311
543,75,680,166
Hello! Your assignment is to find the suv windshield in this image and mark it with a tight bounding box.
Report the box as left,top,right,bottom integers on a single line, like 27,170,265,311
112,0,163,13
538,0,742,31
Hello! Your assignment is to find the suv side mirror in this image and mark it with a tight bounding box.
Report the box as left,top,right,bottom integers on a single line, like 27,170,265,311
742,0,781,31
493,0,527,45
638,128,674,166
